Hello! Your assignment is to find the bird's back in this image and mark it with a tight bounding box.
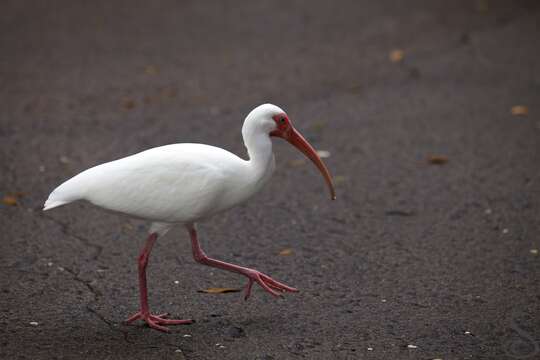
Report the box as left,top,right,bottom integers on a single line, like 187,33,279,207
44,143,250,223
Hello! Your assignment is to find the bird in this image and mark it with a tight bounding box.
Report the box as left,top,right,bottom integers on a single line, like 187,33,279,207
44,103,336,332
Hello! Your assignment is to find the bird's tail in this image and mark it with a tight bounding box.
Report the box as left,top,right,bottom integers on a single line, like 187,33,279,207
43,175,84,211
43,198,70,211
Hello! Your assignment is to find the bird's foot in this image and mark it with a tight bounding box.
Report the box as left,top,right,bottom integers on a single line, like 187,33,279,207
125,311,193,332
243,269,298,300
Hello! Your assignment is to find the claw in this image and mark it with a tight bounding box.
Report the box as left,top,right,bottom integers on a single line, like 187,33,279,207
147,318,171,332
242,269,297,300
125,311,193,332
261,274,299,292
244,279,255,300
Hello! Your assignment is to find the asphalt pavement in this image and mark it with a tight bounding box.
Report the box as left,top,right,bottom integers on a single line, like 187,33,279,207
1,1,539,359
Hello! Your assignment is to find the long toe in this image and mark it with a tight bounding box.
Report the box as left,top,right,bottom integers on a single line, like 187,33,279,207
150,314,194,325
244,269,298,298
125,311,193,332
125,311,143,324
146,319,171,333
264,276,298,292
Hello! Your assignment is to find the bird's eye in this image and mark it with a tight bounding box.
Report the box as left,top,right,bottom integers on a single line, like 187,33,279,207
280,117,286,123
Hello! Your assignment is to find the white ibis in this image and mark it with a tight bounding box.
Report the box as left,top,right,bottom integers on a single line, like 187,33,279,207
44,103,335,332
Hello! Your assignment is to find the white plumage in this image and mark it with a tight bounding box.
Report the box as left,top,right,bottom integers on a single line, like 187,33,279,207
45,143,271,232
43,103,335,332
44,104,283,234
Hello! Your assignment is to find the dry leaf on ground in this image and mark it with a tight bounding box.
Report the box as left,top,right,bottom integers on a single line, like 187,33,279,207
389,49,405,63
279,248,293,256
144,65,158,75
122,98,136,110
333,175,347,185
198,287,242,294
428,155,449,165
2,195,18,206
511,105,528,116
2,192,24,206
476,0,489,13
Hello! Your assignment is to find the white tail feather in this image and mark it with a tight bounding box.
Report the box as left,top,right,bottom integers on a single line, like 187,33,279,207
43,174,86,211
43,199,70,211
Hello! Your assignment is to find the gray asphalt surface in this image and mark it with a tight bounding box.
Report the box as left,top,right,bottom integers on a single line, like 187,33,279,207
1,1,540,359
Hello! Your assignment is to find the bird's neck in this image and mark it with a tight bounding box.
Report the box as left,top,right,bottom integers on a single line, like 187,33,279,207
244,133,275,183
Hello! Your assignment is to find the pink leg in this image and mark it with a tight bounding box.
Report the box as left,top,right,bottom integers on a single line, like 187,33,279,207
187,224,298,300
125,233,193,332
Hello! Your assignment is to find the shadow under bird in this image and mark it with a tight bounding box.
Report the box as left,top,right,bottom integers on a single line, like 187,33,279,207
44,103,336,332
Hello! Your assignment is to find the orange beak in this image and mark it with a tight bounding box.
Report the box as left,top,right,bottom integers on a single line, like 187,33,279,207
271,127,336,200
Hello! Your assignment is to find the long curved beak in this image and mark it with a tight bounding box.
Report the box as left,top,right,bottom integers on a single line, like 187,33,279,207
282,127,336,200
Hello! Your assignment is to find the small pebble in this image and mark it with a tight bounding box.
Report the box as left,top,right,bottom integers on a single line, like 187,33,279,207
407,344,418,349
367,347,373,351
316,150,331,158
29,321,39,326
47,262,53,266
183,334,192,337
502,228,509,234
59,155,70,164
484,208,492,215
39,165,46,172
57,267,64,271
381,299,387,303
530,249,538,255
464,331,471,335
174,280,180,284
175,349,182,353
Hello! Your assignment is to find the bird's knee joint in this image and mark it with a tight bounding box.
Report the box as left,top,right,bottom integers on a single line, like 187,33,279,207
193,252,208,264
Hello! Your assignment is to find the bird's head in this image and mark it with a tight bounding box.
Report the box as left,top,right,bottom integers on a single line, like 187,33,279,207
243,103,336,200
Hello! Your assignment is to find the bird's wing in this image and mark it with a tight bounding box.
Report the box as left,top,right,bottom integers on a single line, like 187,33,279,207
70,144,241,222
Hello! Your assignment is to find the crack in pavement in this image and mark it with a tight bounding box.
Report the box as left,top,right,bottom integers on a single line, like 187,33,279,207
62,266,102,300
61,265,133,343
85,305,133,344
41,213,104,261
39,214,189,352
61,266,186,350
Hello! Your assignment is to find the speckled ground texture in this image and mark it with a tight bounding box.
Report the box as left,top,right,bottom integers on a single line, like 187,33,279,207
1,1,540,359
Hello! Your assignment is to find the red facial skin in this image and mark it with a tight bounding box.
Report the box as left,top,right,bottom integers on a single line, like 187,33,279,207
270,113,336,200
